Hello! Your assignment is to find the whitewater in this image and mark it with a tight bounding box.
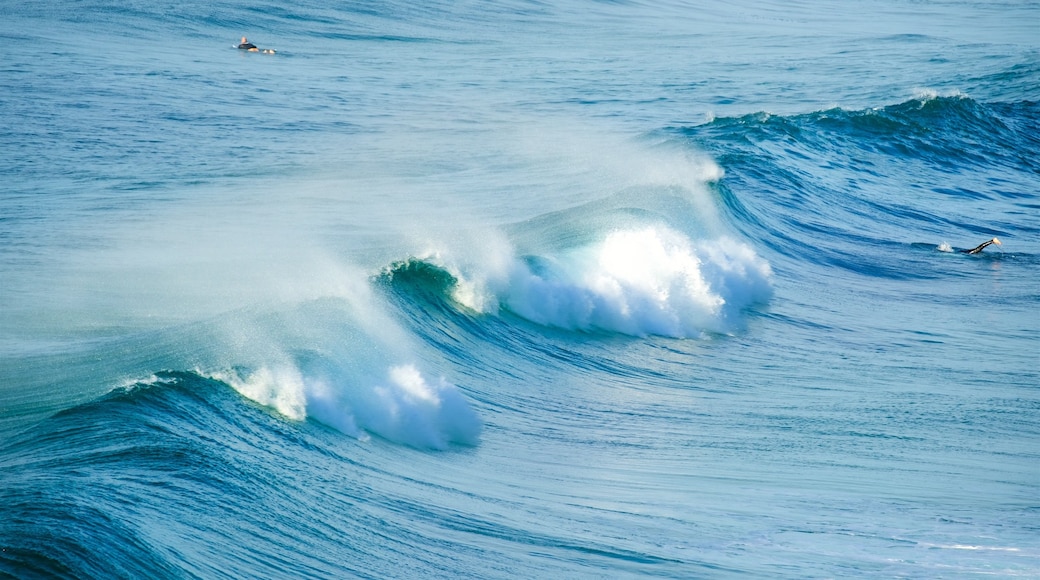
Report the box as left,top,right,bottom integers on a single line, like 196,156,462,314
1,0,1038,577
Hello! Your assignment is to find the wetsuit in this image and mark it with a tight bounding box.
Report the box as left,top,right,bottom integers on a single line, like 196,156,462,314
961,239,998,254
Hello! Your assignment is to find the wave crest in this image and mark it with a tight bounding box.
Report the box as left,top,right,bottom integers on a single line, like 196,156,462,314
403,226,772,338
212,362,482,450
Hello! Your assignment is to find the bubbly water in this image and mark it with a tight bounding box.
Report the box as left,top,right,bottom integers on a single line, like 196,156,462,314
2,1,1038,577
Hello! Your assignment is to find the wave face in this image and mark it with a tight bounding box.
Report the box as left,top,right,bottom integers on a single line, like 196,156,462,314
2,0,1039,578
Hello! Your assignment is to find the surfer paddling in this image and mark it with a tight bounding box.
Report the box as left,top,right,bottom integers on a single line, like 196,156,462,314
960,237,1001,254
237,37,276,54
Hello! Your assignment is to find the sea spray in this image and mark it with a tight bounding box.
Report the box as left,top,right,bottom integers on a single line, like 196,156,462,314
197,266,484,449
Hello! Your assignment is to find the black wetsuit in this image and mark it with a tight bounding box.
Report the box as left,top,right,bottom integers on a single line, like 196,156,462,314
238,42,257,50
961,240,997,255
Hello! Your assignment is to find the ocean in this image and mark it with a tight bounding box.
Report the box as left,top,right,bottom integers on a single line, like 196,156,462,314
1,0,1038,577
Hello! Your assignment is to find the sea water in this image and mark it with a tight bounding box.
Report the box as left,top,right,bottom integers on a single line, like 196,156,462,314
1,0,1038,577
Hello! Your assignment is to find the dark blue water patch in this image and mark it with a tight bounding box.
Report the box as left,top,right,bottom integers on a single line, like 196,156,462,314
0,498,182,579
989,100,1040,172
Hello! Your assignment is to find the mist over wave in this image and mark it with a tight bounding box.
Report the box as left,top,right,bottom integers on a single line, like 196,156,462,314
373,143,773,338
192,282,484,450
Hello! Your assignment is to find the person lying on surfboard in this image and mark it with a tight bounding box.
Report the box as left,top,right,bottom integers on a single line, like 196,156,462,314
960,237,1001,254
237,37,276,54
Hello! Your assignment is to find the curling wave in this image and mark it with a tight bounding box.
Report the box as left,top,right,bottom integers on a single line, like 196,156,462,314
384,225,773,338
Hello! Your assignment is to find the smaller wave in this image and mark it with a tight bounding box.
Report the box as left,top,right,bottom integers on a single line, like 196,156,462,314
688,92,1035,174
102,276,487,451
910,87,968,102
674,93,1039,280
392,225,773,338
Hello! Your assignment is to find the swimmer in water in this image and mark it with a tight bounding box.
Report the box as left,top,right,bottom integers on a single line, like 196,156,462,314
237,37,276,54
961,237,1001,254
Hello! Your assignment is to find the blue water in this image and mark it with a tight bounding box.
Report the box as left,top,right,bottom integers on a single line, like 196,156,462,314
2,1,1038,577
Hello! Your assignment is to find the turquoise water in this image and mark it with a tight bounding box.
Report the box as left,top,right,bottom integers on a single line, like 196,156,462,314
2,1,1038,577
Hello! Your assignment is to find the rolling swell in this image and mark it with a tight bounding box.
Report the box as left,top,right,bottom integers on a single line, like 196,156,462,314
0,368,703,579
678,95,1038,279
0,372,311,578
0,370,491,578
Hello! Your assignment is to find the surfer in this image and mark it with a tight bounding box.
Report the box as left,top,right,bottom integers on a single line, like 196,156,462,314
960,237,1001,254
237,37,275,54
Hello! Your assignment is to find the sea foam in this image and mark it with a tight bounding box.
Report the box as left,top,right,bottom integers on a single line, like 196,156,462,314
212,362,482,450
442,226,772,338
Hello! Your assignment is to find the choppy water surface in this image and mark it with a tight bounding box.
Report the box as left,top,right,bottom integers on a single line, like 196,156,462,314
1,1,1038,577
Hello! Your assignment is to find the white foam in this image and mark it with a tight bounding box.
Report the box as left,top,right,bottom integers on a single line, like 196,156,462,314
441,226,772,338
211,363,482,450
117,373,169,390
920,542,1022,552
211,366,308,422
911,87,968,102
